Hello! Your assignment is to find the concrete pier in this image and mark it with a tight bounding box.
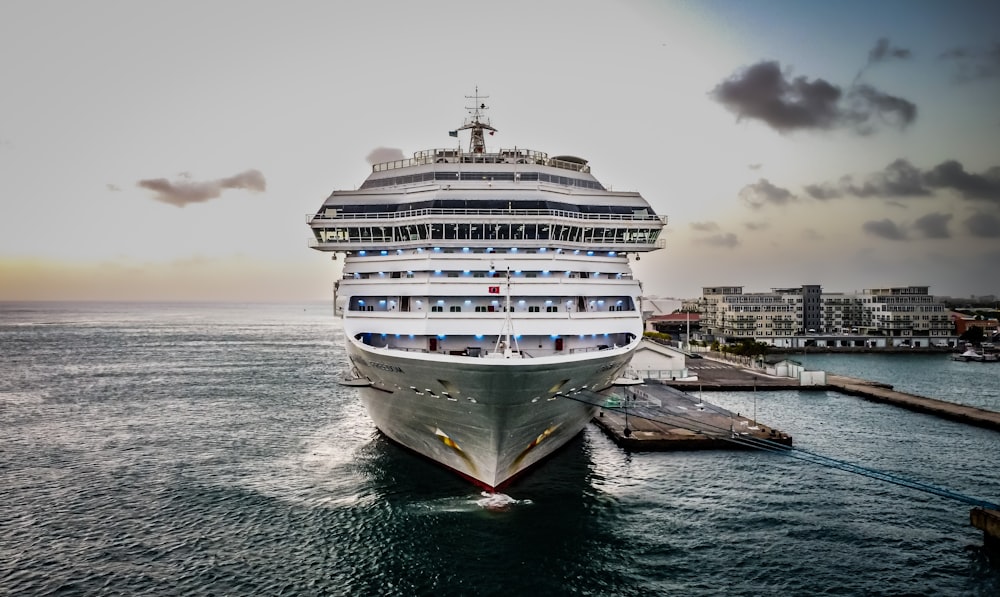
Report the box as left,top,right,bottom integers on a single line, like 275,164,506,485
825,374,1000,433
592,383,792,450
971,508,1000,555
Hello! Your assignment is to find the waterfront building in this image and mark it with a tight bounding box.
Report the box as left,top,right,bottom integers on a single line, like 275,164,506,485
695,284,952,345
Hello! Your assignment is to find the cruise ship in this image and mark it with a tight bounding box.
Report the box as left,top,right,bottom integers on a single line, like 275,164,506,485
307,93,667,489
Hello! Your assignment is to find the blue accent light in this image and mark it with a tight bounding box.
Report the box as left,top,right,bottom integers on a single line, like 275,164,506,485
397,249,403,254
433,247,442,252
464,300,472,304
462,247,470,252
437,300,445,304
437,334,446,339
358,300,366,305
510,248,518,253
379,300,386,305
609,251,617,256
550,334,559,339
359,250,367,256
475,334,484,339
587,251,594,256
545,300,552,305
380,250,388,255
514,334,522,340
435,270,442,274
574,250,580,255
542,270,550,275
539,248,547,253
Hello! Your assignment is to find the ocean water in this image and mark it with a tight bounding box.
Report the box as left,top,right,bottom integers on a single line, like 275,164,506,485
2,302,999,596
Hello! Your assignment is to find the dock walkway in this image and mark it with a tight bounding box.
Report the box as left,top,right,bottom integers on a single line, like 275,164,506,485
825,374,1000,432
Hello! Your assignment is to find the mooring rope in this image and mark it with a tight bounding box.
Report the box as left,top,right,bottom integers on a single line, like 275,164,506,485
566,389,1000,510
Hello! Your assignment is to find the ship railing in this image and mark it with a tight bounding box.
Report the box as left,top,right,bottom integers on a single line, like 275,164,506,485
370,148,594,173
308,208,665,223
307,237,665,251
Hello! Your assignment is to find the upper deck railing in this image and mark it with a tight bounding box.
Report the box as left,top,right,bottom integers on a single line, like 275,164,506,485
308,207,667,224
371,148,589,174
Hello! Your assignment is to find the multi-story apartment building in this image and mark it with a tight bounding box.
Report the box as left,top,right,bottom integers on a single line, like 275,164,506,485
698,284,951,342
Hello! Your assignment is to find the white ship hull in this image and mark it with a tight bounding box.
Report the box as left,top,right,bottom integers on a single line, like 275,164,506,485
347,336,636,489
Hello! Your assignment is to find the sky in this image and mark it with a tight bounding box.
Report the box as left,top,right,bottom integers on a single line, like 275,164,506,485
1,0,998,302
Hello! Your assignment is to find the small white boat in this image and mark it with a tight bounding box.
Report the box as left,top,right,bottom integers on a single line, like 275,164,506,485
952,348,985,362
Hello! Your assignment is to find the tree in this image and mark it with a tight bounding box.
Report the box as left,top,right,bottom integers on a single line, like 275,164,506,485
960,326,985,344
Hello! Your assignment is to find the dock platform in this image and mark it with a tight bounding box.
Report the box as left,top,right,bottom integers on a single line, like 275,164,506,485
592,382,792,450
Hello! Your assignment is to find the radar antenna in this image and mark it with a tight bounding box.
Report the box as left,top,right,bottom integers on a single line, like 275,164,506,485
455,86,497,153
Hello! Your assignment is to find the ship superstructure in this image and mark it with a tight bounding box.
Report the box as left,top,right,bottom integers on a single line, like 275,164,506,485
308,92,667,489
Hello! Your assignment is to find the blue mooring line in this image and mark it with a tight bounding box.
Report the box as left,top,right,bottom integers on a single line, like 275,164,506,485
572,390,1000,511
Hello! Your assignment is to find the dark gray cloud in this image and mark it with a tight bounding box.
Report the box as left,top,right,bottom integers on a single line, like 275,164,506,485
965,211,1000,237
804,182,842,200
366,147,405,165
845,85,917,133
913,212,953,238
863,218,907,240
137,169,266,208
748,163,762,170
690,221,720,232
739,178,796,209
801,159,1000,202
711,60,916,134
923,161,1000,201
868,37,913,65
695,233,740,248
845,159,931,198
744,221,769,231
940,42,1000,82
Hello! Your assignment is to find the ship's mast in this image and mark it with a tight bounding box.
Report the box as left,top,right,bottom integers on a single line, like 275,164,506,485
456,86,497,153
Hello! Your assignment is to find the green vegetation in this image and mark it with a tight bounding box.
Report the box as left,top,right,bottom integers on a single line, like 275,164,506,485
715,339,770,357
643,331,672,343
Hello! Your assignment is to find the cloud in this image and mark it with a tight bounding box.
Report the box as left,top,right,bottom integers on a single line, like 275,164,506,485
739,178,796,209
804,182,842,200
366,147,405,165
845,159,931,198
710,60,916,134
868,37,913,65
923,161,1000,201
137,169,266,207
801,158,984,201
913,212,952,238
748,163,762,170
695,233,740,248
940,42,1000,82
964,211,1000,237
690,221,720,232
862,218,907,240
106,183,121,192
744,221,769,231
801,228,824,240
845,85,917,133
